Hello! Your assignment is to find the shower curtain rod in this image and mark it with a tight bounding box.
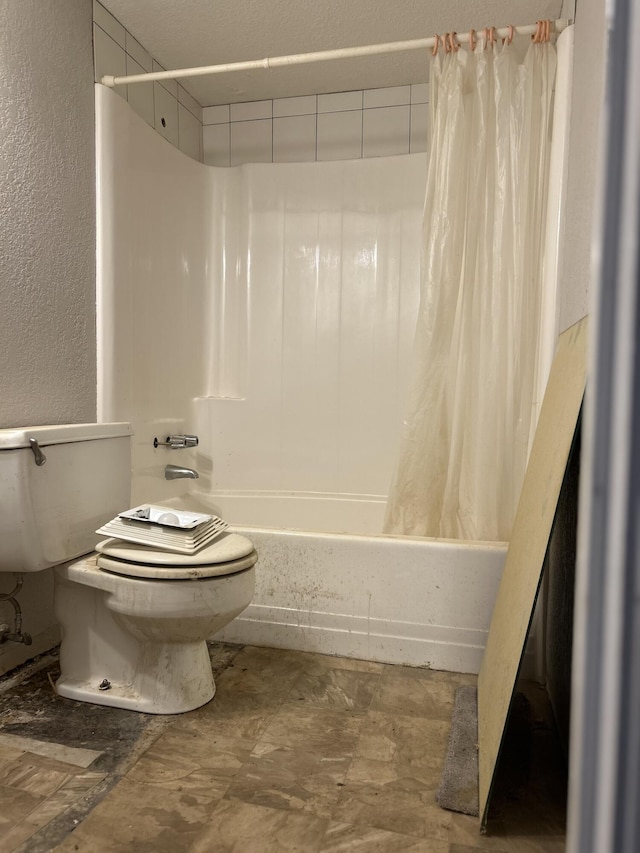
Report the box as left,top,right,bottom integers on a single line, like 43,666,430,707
101,18,570,89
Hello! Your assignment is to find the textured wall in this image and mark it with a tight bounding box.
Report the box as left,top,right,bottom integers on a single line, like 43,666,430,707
0,0,95,675
0,0,96,428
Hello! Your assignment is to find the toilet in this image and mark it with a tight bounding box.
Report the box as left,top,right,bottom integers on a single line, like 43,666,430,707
0,422,256,714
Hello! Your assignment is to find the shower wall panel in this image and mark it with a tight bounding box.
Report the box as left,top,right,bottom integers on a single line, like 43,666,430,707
97,84,216,503
201,155,426,499
97,85,426,503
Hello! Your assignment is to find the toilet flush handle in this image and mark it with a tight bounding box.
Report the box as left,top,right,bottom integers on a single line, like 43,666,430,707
28,438,46,466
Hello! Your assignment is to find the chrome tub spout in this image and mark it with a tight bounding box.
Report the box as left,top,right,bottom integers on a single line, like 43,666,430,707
164,464,199,480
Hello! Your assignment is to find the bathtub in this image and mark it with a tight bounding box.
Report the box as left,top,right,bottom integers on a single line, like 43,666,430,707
169,491,508,674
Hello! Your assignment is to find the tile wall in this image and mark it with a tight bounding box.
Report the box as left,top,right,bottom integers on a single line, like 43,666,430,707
93,1,203,162
93,2,429,167
203,85,429,166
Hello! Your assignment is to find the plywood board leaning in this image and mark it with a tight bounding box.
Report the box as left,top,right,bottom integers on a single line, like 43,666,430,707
477,315,588,828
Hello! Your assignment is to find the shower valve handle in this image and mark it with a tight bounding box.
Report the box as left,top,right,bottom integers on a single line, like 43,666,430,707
153,434,199,449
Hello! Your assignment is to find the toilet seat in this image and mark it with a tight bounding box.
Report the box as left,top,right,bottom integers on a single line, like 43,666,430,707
95,532,257,580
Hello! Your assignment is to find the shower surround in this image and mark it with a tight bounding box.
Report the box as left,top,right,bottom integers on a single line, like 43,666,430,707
97,84,507,673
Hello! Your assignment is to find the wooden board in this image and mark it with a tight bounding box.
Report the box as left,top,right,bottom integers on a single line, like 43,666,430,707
478,316,588,828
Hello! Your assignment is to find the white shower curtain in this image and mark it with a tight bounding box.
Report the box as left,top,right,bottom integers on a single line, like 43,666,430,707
384,38,557,541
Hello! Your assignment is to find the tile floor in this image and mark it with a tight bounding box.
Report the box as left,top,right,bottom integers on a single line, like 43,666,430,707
0,645,566,852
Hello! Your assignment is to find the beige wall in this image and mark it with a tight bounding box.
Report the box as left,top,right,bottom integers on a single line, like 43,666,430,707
0,0,96,429
545,0,607,742
558,0,607,331
0,0,95,674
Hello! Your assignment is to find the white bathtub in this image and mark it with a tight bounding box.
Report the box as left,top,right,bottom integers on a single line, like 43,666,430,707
170,491,507,674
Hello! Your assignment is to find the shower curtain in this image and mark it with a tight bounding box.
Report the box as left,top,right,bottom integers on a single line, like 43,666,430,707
384,37,557,541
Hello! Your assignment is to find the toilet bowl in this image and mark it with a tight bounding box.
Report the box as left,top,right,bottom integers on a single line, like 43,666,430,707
54,533,257,714
0,422,257,715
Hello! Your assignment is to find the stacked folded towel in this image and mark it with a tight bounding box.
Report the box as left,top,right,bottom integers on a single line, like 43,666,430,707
96,505,228,555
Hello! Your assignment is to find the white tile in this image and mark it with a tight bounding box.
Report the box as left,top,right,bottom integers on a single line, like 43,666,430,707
273,115,316,163
203,104,230,125
125,31,152,71
178,85,202,122
179,104,202,161
203,124,230,166
410,103,429,153
230,119,272,165
152,59,178,97
363,105,410,158
94,23,126,91
126,56,154,126
153,82,179,146
364,86,411,109
230,100,273,122
318,91,363,113
317,111,362,161
411,83,429,104
273,95,317,117
93,1,125,47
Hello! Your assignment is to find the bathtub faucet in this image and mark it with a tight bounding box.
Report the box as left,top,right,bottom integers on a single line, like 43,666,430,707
164,464,199,480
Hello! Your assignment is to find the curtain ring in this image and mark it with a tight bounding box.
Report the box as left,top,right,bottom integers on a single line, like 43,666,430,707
545,19,551,42
449,32,459,53
469,28,476,51
431,34,440,57
532,20,541,43
502,24,514,46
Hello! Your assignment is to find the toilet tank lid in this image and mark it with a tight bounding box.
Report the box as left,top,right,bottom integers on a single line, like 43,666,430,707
0,422,132,450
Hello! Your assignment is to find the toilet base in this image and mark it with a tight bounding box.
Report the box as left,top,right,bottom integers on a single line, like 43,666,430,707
53,554,255,715
55,638,217,714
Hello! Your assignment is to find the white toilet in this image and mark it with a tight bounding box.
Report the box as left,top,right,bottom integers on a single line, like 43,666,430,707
0,422,257,714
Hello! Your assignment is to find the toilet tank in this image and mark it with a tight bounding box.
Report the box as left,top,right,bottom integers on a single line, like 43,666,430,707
0,423,132,573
